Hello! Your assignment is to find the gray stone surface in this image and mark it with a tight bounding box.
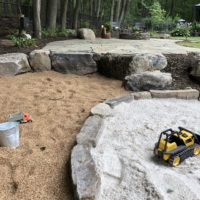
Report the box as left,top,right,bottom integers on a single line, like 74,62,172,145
71,144,98,200
76,115,103,146
105,95,134,108
129,53,167,74
124,71,172,91
29,50,51,71
51,52,97,75
90,103,112,117
150,89,200,99
131,91,152,100
0,53,31,76
43,38,200,54
77,28,96,40
160,33,170,39
71,98,200,200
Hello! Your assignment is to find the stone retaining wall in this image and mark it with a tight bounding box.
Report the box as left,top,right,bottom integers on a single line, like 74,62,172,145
71,89,200,200
0,50,199,92
0,51,196,78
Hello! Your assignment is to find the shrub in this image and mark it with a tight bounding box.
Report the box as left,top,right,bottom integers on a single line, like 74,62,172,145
42,28,57,38
132,26,141,33
80,20,90,28
171,25,191,39
192,22,200,32
42,28,72,38
9,35,36,47
104,22,112,32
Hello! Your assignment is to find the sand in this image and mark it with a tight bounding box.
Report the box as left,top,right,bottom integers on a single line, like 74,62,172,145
90,99,200,200
0,71,128,200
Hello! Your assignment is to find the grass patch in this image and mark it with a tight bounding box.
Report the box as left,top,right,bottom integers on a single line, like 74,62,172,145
172,36,200,48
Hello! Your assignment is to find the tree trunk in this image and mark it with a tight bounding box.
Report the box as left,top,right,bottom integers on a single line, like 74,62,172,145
119,0,126,25
73,0,81,30
114,0,121,22
123,0,130,24
40,0,47,27
96,0,101,18
169,0,175,17
90,0,93,16
61,0,68,31
110,0,115,22
92,0,97,17
47,0,58,31
33,0,41,39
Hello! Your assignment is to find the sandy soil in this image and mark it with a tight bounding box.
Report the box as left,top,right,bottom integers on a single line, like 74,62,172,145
0,71,128,200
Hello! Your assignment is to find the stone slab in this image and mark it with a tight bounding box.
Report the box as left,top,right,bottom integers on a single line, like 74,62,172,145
76,115,103,146
150,89,200,99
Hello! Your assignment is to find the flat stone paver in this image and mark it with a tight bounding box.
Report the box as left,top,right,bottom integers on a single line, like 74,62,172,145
43,39,200,54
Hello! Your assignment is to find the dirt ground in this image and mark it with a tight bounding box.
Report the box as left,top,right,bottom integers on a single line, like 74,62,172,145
0,71,129,200
0,37,70,55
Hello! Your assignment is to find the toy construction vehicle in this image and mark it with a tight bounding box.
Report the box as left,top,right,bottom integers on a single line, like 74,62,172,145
154,127,200,167
8,112,32,124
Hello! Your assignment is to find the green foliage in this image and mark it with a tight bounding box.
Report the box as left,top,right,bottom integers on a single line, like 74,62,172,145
104,21,111,32
42,28,72,38
192,22,200,32
149,1,166,25
80,20,90,28
150,31,160,38
42,28,57,38
9,35,36,47
132,26,141,33
171,25,191,39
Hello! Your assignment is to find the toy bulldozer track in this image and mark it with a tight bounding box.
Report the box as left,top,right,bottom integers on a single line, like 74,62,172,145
154,127,200,167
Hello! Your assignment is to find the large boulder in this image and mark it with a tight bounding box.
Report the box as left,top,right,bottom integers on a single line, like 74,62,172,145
123,71,172,91
71,144,98,200
77,28,96,40
159,33,170,39
119,32,150,40
129,53,167,74
29,50,51,72
96,53,167,80
0,53,31,76
190,53,200,82
51,52,97,75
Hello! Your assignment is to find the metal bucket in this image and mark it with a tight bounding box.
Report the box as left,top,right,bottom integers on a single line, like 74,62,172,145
0,122,19,148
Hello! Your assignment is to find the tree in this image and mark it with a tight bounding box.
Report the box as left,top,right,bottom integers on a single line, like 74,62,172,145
149,1,166,24
61,0,68,31
96,0,101,18
114,0,121,22
33,0,41,39
73,0,81,30
47,0,58,31
110,0,115,22
119,0,127,25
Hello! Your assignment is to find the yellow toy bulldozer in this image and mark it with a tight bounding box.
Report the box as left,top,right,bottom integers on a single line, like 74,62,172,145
154,127,200,167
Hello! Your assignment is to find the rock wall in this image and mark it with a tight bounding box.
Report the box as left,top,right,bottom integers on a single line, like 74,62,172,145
0,50,199,91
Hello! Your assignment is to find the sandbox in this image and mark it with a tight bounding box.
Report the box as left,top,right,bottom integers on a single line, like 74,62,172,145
71,97,200,200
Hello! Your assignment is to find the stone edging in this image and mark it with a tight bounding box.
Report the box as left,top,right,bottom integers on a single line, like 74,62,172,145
70,89,200,200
